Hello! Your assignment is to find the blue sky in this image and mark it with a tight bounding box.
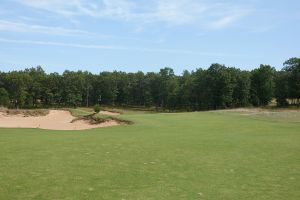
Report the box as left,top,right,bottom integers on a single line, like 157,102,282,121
0,0,299,74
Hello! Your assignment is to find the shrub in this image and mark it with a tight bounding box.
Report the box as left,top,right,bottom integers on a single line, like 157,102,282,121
94,104,101,113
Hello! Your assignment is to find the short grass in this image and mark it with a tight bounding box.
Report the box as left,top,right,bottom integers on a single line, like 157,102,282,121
0,109,299,200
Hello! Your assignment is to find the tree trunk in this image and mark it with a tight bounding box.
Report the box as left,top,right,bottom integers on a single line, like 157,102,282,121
86,87,89,107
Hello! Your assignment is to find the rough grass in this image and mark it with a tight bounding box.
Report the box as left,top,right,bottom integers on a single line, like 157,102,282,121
69,108,133,125
101,106,159,115
0,108,49,116
68,108,93,117
71,113,133,125
0,109,299,200
214,108,300,123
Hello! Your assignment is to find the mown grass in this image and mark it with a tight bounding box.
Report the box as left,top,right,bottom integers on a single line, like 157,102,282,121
0,109,299,200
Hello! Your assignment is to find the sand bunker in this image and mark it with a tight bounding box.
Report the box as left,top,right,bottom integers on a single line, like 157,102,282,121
0,110,119,130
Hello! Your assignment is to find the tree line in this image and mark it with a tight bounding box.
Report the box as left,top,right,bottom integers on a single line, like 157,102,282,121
0,57,299,110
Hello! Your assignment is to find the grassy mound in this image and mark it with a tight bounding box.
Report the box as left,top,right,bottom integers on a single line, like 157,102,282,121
71,113,133,125
68,108,93,117
69,108,133,125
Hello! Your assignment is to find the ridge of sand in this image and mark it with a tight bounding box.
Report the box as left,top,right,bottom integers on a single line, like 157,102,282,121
0,110,119,130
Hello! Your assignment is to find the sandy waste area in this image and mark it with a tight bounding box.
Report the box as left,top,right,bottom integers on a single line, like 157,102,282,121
0,110,120,130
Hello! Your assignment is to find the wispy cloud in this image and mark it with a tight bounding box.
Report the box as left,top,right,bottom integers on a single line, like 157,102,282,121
15,0,135,18
0,19,147,41
15,0,251,28
0,19,89,36
209,15,243,29
150,0,208,25
0,37,245,57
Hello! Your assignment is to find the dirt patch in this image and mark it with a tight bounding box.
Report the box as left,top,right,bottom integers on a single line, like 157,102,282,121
0,110,120,130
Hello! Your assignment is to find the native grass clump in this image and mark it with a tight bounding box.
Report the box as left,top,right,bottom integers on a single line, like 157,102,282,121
72,113,132,125
0,107,49,117
69,107,132,125
94,104,101,113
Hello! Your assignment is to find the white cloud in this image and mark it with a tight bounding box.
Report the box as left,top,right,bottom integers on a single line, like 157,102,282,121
15,0,250,28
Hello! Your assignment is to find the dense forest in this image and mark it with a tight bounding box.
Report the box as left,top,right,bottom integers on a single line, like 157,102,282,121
0,57,299,110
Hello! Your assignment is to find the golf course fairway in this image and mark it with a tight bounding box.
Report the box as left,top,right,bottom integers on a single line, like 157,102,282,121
0,110,299,200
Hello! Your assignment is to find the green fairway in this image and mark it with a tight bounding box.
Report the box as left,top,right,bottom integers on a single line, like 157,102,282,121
0,110,299,200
